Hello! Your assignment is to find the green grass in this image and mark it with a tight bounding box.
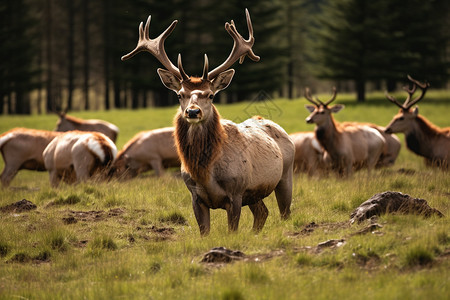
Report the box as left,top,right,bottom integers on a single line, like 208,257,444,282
0,91,449,299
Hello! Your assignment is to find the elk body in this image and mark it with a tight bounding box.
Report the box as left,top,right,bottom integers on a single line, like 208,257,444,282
55,112,119,143
43,131,117,187
0,128,61,187
111,127,180,179
385,75,450,169
305,88,385,176
289,131,328,176
122,9,294,235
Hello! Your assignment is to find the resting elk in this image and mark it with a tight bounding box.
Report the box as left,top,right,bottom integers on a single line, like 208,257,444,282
304,87,385,176
43,131,117,187
110,127,180,179
122,9,294,235
289,131,328,176
55,112,119,143
385,75,450,169
0,128,61,187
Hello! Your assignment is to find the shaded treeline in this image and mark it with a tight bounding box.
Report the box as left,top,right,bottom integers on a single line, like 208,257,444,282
0,0,448,114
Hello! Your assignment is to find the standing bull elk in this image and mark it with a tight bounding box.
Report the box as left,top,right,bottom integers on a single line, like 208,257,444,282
110,127,180,179
55,112,119,143
304,87,386,176
122,9,294,235
43,131,117,187
385,75,450,169
0,128,61,187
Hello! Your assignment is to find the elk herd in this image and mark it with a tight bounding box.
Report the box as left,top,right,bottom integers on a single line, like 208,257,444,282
0,10,448,235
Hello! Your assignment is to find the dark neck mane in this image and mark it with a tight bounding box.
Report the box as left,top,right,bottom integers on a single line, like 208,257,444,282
406,115,446,159
64,115,83,125
315,116,341,155
174,106,227,182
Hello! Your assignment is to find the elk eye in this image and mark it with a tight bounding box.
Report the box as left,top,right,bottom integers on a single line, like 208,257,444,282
208,94,214,100
399,117,404,121
177,94,182,99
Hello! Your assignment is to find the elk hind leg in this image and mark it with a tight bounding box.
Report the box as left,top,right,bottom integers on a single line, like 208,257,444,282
249,200,268,232
274,168,293,220
1,163,20,187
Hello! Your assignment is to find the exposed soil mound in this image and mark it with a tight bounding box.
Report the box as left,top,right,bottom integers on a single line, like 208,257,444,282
350,191,444,224
0,199,37,213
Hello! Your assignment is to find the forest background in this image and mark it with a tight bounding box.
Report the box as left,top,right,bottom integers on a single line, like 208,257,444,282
1,0,449,115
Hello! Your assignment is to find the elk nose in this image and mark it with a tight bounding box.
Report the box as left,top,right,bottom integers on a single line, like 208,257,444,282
186,108,200,118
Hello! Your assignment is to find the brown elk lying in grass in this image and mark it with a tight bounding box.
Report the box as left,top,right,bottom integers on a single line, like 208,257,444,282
43,131,117,187
110,127,180,179
304,87,386,177
55,112,119,143
385,75,450,169
122,9,294,235
289,131,328,176
0,128,61,187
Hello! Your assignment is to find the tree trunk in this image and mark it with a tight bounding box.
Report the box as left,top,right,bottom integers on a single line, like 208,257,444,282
45,0,53,113
66,0,75,111
356,79,365,102
102,0,110,110
83,0,90,110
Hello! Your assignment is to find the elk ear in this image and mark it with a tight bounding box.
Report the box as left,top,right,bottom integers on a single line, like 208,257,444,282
157,68,181,92
304,105,316,113
330,104,344,113
211,69,235,94
413,106,419,116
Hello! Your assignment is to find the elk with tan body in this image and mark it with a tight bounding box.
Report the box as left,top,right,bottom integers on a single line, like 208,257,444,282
43,131,117,187
110,127,180,179
55,112,119,143
122,9,294,235
289,131,328,176
385,75,450,169
0,128,61,187
304,87,386,176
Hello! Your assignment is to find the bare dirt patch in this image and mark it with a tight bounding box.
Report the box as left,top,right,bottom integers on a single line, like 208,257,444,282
199,247,285,267
63,207,126,223
287,221,350,237
0,199,37,213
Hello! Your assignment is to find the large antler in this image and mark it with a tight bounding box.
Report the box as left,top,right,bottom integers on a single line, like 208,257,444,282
121,16,182,80
304,87,337,106
304,87,321,106
403,75,429,109
207,9,260,80
385,75,430,110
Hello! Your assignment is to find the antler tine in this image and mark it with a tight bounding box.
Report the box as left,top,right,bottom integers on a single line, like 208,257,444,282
121,16,182,80
202,54,209,81
177,54,189,81
384,91,405,109
322,87,337,106
208,9,260,80
404,75,430,109
304,87,320,106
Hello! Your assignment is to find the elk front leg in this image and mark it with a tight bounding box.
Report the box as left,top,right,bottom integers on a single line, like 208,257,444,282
226,195,243,232
192,197,211,236
249,200,268,232
182,172,210,236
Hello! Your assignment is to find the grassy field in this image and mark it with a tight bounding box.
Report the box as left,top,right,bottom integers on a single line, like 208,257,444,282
0,91,449,299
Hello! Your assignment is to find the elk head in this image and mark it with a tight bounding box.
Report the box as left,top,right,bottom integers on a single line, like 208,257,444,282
304,87,343,126
384,75,430,134
121,9,260,124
